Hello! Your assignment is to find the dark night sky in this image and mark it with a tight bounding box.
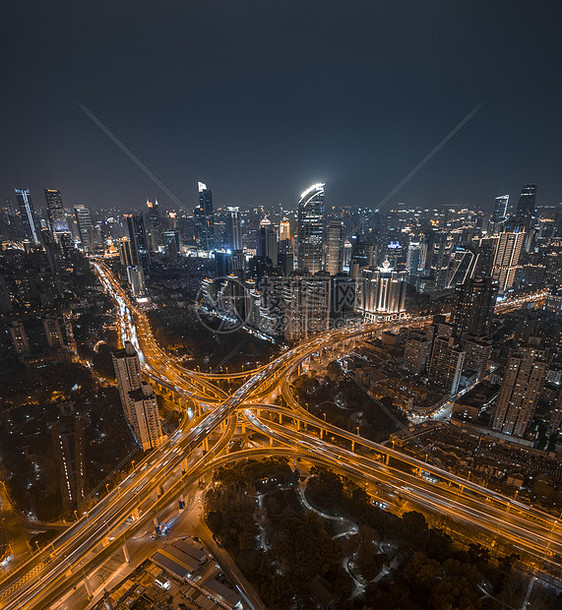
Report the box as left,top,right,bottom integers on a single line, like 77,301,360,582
1,1,562,212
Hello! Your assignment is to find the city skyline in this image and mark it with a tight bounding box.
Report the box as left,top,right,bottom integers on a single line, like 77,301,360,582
2,2,562,209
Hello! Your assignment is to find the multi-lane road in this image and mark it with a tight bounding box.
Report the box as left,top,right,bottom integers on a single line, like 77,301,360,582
0,262,555,608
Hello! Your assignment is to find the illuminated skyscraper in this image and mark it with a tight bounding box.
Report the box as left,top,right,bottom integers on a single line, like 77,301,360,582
112,341,142,423
451,278,497,337
492,345,547,437
279,217,291,241
125,213,150,271
297,183,325,274
15,188,39,243
74,204,95,252
515,183,537,226
491,195,509,225
324,219,343,275
258,218,278,264
428,336,466,394
492,228,525,292
356,261,407,320
225,206,242,250
44,189,69,237
127,383,164,450
118,237,135,267
194,181,215,250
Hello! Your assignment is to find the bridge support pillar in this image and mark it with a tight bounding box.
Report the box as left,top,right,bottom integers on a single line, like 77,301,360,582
204,437,209,452
351,440,355,452
123,542,130,563
182,457,189,474
83,575,93,599
131,507,140,520
102,534,109,547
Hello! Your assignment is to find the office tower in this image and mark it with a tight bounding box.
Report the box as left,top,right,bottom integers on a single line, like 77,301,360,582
194,181,215,250
428,336,466,394
492,195,509,223
404,333,431,374
15,188,39,243
516,183,537,226
127,383,164,451
9,321,30,357
145,199,162,250
118,237,135,267
492,228,525,292
225,206,242,250
282,273,331,342
297,183,325,274
257,219,278,265
446,246,477,288
490,195,509,232
127,265,147,297
431,232,454,291
230,250,246,278
43,315,65,349
350,237,374,275
44,188,69,239
51,416,85,512
356,261,407,321
492,345,548,437
279,217,291,241
278,238,294,275
406,239,425,279
163,230,180,260
472,236,498,279
125,213,150,270
451,278,497,337
461,335,493,380
325,219,343,275
74,204,95,252
112,341,143,422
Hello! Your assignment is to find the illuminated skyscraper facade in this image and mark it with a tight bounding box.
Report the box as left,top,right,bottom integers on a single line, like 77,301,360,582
492,345,547,437
492,228,525,292
297,183,325,274
324,219,343,275
15,188,39,243
194,181,215,250
356,261,407,320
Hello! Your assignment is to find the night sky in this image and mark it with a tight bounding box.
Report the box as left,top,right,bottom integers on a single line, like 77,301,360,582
2,1,562,212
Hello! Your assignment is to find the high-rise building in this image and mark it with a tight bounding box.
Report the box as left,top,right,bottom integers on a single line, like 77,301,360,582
297,183,325,274
127,265,147,298
127,383,164,451
9,321,30,357
15,188,39,243
51,416,85,512
428,336,466,394
356,261,407,321
44,189,69,239
279,218,291,241
118,237,135,267
492,345,548,437
325,219,343,275
404,333,431,375
258,219,278,265
491,195,509,226
74,204,95,252
451,278,497,338
492,228,525,292
125,213,150,270
162,230,180,260
225,206,242,250
43,315,65,349
516,183,537,226
406,239,425,279
112,341,143,423
461,335,493,380
145,199,162,250
194,181,215,250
